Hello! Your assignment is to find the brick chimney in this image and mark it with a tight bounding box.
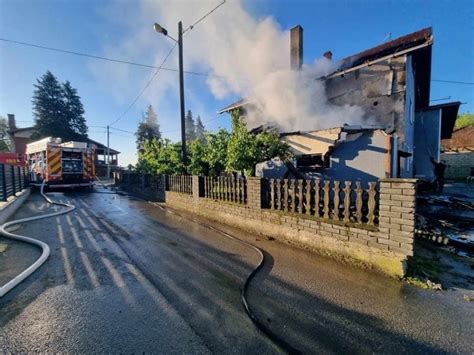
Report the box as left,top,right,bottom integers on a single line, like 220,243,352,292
323,51,333,60
7,114,16,131
290,25,303,70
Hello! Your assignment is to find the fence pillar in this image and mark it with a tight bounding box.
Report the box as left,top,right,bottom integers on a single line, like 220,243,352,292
1,164,6,201
11,165,16,196
192,175,204,200
247,177,265,210
378,178,417,257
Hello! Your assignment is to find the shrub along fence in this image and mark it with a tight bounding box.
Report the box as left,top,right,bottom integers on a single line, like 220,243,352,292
0,164,29,201
115,172,417,277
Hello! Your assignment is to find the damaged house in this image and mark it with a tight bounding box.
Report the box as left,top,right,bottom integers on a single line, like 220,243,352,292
218,26,460,184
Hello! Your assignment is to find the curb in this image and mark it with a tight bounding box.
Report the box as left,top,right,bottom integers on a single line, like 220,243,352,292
0,188,32,225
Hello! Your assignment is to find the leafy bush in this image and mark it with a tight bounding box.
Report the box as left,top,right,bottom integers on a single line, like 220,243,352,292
136,109,292,176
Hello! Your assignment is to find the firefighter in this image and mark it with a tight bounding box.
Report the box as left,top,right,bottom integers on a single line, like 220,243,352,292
430,157,447,193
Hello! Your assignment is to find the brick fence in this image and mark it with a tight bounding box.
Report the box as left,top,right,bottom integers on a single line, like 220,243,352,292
167,176,417,277
115,172,417,277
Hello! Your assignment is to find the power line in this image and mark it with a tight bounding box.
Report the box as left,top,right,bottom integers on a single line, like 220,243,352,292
432,79,474,85
183,0,226,33
110,127,134,135
109,131,135,139
0,37,216,78
161,115,225,134
109,42,178,126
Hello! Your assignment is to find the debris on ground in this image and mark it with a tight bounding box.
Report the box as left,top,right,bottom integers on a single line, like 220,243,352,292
416,185,474,256
407,240,474,291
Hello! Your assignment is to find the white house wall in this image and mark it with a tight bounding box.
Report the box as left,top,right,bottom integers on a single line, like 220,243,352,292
324,130,388,186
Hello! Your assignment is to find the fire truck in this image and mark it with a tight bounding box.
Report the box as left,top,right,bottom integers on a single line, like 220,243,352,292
26,137,96,188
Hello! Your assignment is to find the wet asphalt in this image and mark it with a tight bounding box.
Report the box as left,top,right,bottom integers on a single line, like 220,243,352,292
0,189,473,353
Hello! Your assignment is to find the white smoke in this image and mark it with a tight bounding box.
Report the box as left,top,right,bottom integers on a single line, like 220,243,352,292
94,0,366,133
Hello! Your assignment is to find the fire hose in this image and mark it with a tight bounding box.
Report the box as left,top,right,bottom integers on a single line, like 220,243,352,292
149,201,301,354
0,181,75,297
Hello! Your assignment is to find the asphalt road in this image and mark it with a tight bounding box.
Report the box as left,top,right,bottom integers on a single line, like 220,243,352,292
0,189,472,353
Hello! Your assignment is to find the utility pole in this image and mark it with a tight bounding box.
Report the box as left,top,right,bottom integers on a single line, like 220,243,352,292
178,21,187,164
106,125,110,178
153,20,187,165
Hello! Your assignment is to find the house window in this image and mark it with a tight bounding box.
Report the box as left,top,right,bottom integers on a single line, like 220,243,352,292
296,154,325,170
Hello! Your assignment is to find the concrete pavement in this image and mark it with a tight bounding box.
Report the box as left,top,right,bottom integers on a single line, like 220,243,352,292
0,189,473,353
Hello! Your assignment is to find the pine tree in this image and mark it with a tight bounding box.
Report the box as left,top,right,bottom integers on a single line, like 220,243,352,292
185,110,196,142
32,71,67,139
32,71,88,141
195,115,206,143
0,116,10,151
136,105,161,153
63,81,88,139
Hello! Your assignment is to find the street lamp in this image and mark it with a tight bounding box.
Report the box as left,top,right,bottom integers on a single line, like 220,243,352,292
154,21,187,165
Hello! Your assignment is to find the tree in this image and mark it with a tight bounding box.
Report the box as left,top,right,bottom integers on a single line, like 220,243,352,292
62,81,88,139
255,129,293,163
185,110,196,142
136,105,161,153
188,138,209,175
136,138,185,175
455,112,474,129
205,129,230,176
226,110,256,176
0,116,10,151
226,110,292,176
32,71,88,141
195,115,206,143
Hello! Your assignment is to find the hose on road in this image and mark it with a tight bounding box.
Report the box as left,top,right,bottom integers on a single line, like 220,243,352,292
150,201,301,354
91,186,301,352
0,181,75,298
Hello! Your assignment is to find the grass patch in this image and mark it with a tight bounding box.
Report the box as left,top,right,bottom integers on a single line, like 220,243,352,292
405,255,443,288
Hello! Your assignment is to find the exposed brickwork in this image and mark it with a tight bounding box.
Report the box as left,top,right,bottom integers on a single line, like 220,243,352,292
378,178,416,257
441,151,474,179
162,176,419,277
246,177,262,210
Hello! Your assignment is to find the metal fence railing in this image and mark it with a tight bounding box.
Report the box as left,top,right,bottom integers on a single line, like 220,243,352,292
0,164,29,201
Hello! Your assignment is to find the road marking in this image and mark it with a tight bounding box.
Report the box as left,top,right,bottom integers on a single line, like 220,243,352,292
60,246,74,285
70,227,83,248
57,223,65,245
80,251,100,288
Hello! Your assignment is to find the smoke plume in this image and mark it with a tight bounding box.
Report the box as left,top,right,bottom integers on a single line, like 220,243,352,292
95,0,366,133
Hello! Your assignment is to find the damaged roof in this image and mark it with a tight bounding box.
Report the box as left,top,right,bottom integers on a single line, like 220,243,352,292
337,27,433,72
218,27,433,114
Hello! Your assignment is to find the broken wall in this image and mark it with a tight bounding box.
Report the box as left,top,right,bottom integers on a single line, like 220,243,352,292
325,56,407,144
281,127,341,156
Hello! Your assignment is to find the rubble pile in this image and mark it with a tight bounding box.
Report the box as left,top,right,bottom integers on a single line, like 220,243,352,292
416,195,474,255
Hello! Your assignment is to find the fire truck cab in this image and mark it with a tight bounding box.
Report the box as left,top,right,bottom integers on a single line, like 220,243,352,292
26,137,96,188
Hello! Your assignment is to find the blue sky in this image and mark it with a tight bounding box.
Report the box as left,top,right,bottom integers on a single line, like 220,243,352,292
1,0,473,165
